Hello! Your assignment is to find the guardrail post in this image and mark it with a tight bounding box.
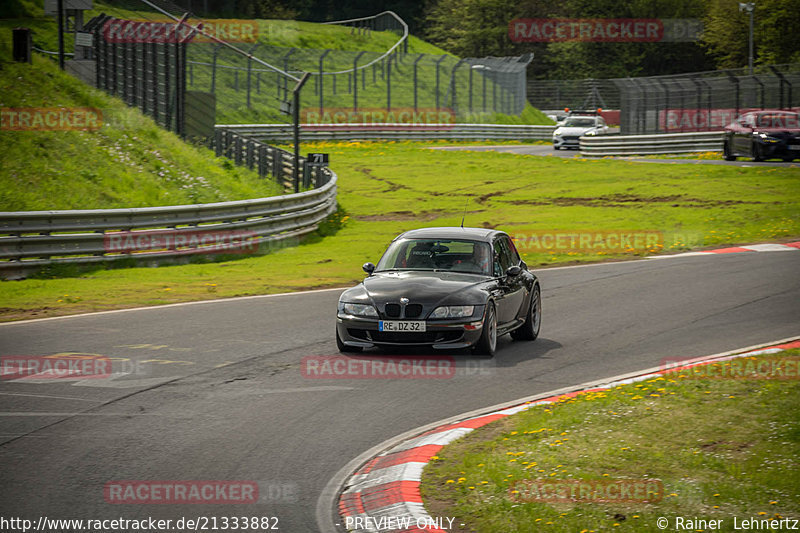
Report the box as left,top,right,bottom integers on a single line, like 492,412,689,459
302,161,311,189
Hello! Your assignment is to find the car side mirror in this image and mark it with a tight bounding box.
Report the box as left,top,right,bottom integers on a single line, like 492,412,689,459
362,262,376,275
506,265,521,277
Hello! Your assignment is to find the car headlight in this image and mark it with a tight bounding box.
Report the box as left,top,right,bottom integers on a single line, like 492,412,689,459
584,129,598,136
757,132,779,142
430,305,475,319
553,128,563,137
339,302,379,318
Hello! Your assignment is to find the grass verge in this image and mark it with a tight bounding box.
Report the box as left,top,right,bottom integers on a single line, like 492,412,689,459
1,140,798,321
421,348,800,533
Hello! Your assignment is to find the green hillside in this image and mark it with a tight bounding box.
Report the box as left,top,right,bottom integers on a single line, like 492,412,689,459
1,0,551,125
0,30,283,211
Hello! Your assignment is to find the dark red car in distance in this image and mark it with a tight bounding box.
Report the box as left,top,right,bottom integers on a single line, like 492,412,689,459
723,110,800,162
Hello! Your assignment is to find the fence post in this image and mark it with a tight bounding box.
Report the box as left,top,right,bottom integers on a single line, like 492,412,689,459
318,49,331,115
434,55,447,111
246,44,260,108
450,58,466,114
386,56,392,111
210,43,221,93
353,50,367,111
414,54,425,112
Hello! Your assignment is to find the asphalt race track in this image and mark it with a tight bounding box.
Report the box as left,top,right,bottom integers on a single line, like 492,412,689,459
1,252,798,532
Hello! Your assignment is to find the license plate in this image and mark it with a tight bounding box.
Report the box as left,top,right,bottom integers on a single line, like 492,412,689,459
790,145,800,150
379,321,426,332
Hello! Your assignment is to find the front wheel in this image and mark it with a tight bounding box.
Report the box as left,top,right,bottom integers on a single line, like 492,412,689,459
473,303,497,357
511,284,541,341
553,145,561,151
722,141,736,161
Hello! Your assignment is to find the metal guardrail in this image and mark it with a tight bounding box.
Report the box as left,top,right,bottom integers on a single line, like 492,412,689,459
214,128,330,192
580,131,724,156
218,123,556,142
0,171,337,280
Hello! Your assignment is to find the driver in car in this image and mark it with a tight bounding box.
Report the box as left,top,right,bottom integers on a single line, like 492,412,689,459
454,245,491,274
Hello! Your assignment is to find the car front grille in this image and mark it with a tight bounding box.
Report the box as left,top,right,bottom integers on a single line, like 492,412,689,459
384,304,401,317
383,303,423,318
347,329,462,344
405,304,423,318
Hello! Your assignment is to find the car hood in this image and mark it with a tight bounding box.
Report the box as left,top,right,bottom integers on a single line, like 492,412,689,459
555,126,597,135
754,128,800,136
341,270,491,308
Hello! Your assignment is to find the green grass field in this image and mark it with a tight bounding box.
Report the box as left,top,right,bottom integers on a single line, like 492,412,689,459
421,348,800,532
1,140,798,321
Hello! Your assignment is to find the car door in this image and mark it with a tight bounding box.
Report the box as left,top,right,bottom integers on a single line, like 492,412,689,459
733,114,753,154
493,236,525,326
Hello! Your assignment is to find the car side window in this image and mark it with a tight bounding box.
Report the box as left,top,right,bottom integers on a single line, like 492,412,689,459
504,236,521,265
493,238,513,275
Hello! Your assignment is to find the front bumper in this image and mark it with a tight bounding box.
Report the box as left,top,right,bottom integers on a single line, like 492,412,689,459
756,139,800,159
336,314,485,350
553,135,581,149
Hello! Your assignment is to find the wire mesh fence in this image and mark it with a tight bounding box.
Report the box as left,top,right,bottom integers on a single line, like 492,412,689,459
43,0,535,135
527,78,621,112
614,64,800,134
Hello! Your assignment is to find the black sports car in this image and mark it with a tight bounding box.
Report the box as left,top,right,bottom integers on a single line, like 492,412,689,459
335,227,541,356
723,110,800,162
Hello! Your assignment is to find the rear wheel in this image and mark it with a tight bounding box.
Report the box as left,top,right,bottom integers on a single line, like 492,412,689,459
722,141,736,161
473,303,497,357
336,328,362,353
511,284,541,341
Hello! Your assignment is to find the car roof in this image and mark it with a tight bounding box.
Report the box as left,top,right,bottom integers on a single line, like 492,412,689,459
394,227,505,243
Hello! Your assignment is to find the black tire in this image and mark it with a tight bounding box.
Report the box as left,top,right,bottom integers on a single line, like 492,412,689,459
722,141,736,161
783,156,795,162
553,145,561,151
473,302,497,357
336,328,362,353
511,284,541,341
752,142,764,162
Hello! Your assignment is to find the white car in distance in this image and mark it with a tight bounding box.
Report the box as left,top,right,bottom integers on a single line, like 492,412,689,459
552,113,608,150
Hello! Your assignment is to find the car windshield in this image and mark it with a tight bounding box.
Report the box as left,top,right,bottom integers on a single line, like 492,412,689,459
376,238,492,275
563,117,596,127
756,112,799,128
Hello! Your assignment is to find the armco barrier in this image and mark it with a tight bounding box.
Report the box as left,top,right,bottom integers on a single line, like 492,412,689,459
217,123,556,143
0,171,337,280
580,131,724,156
